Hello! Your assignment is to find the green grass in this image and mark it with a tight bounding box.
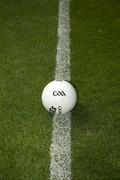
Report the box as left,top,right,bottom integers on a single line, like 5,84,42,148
0,0,58,179
71,0,120,179
0,0,120,179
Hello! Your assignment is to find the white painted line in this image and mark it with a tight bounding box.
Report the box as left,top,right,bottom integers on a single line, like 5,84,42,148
55,0,71,81
50,0,71,180
50,113,71,180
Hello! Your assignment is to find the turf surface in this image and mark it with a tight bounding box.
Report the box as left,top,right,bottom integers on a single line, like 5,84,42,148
0,0,120,179
0,0,58,179
71,0,120,179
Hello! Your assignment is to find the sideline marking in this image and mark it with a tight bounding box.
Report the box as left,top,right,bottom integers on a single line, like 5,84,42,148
50,0,71,179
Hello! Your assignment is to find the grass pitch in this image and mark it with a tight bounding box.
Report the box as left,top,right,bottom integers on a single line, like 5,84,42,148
71,0,120,179
0,0,120,179
0,0,58,179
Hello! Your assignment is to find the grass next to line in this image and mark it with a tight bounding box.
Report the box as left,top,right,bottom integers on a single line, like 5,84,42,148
71,0,120,180
0,0,58,179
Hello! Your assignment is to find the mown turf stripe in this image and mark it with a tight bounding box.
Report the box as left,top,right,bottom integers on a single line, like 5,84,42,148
50,0,71,179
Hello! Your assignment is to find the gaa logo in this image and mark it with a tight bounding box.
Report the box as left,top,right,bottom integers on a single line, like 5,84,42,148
53,90,66,96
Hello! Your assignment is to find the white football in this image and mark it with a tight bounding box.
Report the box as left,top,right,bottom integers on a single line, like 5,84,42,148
41,80,77,114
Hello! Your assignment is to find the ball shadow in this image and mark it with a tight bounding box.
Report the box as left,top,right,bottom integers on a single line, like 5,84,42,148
71,103,91,130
